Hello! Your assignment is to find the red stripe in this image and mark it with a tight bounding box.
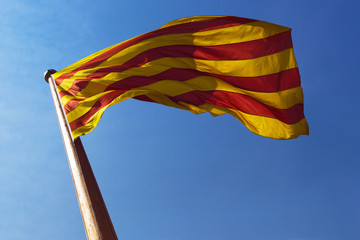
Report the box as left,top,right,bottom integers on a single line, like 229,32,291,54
60,66,300,112
59,90,67,99
59,31,294,96
125,30,292,63
133,91,305,125
69,88,304,132
60,67,300,114
69,90,126,131
59,78,89,98
104,67,300,92
161,16,256,32
56,17,256,84
169,90,305,124
88,31,292,79
63,97,87,114
194,30,292,60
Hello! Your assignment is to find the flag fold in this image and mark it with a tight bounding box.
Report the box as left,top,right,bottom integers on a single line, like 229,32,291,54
53,15,309,140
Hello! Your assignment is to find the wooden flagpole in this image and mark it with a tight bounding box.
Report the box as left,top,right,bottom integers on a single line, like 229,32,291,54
44,69,118,240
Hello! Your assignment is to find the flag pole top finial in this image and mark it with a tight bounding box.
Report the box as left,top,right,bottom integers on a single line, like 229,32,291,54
44,69,57,83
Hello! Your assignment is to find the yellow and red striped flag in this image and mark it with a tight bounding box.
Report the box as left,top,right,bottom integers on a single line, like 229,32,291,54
52,16,309,140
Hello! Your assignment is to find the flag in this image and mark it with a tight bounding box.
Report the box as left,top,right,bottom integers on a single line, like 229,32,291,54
52,15,309,140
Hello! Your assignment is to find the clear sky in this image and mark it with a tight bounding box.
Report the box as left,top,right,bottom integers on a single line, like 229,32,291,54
0,0,359,239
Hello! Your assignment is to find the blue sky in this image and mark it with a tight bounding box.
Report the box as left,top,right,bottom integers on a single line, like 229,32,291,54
0,0,359,239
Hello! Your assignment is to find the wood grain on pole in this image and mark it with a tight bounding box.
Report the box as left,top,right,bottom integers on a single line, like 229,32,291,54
45,70,118,240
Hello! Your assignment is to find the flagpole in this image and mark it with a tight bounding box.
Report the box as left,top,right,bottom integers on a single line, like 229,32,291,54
44,69,118,240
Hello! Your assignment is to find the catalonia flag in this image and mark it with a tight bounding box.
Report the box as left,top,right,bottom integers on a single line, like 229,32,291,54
52,16,309,140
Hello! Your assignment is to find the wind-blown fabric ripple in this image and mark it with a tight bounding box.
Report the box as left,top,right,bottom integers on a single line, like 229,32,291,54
53,16,309,139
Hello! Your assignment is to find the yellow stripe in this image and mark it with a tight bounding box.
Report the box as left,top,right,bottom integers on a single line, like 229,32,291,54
136,77,303,109
59,66,166,106
66,47,296,92
159,16,225,29
62,70,302,116
71,96,308,140
71,105,109,139
66,88,153,123
200,103,309,139
61,93,76,107
66,91,110,123
194,48,296,77
134,48,297,78
52,42,126,80
70,89,152,139
70,91,208,139
97,21,290,69
66,78,302,126
59,47,297,105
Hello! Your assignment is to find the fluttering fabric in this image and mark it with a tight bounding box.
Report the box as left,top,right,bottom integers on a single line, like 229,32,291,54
53,16,309,139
